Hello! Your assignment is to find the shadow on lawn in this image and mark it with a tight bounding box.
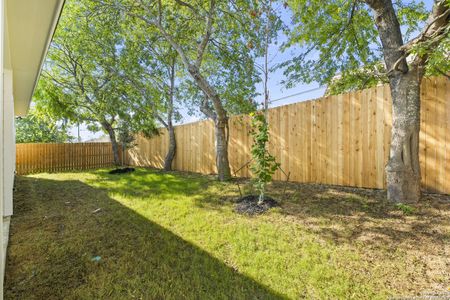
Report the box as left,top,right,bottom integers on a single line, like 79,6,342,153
268,181,450,249
198,178,449,251
5,176,284,300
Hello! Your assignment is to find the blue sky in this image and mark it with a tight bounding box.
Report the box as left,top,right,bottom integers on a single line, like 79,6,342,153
72,0,434,141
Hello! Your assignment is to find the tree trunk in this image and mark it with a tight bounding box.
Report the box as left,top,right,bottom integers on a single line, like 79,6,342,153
163,59,177,171
215,116,231,181
186,65,232,181
366,0,425,203
386,72,422,203
367,0,448,202
102,122,121,166
164,124,176,171
152,22,232,181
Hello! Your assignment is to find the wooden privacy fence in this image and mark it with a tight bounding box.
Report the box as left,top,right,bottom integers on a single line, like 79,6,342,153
127,76,450,194
16,142,122,175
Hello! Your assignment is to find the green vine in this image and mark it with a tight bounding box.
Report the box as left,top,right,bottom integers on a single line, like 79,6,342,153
249,112,280,204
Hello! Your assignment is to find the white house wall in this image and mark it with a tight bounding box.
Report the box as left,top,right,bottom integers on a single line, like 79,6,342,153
0,0,5,297
0,1,65,297
3,68,13,217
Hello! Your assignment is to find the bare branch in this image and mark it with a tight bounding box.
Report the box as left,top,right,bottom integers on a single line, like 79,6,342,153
195,0,215,68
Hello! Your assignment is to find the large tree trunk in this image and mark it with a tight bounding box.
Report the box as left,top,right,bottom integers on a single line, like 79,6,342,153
386,72,422,203
215,115,231,181
367,0,448,202
367,0,424,202
164,123,176,171
102,122,121,166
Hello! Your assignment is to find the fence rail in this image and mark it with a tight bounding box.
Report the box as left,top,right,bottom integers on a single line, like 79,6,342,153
127,76,450,194
16,142,121,175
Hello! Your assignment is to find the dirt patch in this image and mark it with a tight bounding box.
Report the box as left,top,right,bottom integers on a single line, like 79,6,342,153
234,195,279,215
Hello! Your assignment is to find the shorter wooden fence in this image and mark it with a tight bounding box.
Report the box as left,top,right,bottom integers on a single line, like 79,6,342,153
16,142,122,175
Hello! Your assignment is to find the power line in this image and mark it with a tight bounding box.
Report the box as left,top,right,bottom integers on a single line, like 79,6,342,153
268,86,326,104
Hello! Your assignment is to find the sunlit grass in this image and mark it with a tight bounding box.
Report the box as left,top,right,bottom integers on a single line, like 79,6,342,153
7,168,448,299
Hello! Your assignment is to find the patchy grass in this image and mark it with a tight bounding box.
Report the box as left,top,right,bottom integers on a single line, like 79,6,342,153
394,203,416,215
5,168,450,299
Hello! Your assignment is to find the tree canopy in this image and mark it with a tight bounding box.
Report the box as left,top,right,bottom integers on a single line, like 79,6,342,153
282,0,449,94
105,0,266,117
94,0,278,179
34,0,159,163
16,109,72,143
281,0,449,202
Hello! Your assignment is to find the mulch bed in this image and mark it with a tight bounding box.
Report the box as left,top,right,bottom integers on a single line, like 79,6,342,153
108,167,135,175
234,195,279,215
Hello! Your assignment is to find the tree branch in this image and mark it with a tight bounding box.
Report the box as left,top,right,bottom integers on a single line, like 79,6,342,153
174,0,199,14
195,0,215,68
200,96,216,120
402,2,450,53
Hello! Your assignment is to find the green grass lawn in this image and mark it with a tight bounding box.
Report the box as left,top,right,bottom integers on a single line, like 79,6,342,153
5,168,450,299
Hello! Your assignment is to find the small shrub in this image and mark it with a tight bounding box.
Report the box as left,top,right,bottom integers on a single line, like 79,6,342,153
249,112,280,204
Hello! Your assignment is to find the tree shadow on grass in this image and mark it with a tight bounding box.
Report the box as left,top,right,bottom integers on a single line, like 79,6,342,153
197,178,450,251
269,181,450,251
5,176,285,300
193,178,450,294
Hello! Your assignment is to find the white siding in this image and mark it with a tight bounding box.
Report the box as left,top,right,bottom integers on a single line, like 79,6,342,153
3,68,13,217
0,0,5,297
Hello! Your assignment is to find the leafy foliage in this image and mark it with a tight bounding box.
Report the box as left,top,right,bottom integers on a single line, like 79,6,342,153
281,0,379,89
16,110,72,143
96,0,280,179
282,0,449,93
34,0,158,140
249,112,280,203
421,30,450,78
116,118,159,150
118,18,182,128
101,0,266,119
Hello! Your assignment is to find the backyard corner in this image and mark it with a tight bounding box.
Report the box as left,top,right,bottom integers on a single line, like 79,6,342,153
5,168,450,299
